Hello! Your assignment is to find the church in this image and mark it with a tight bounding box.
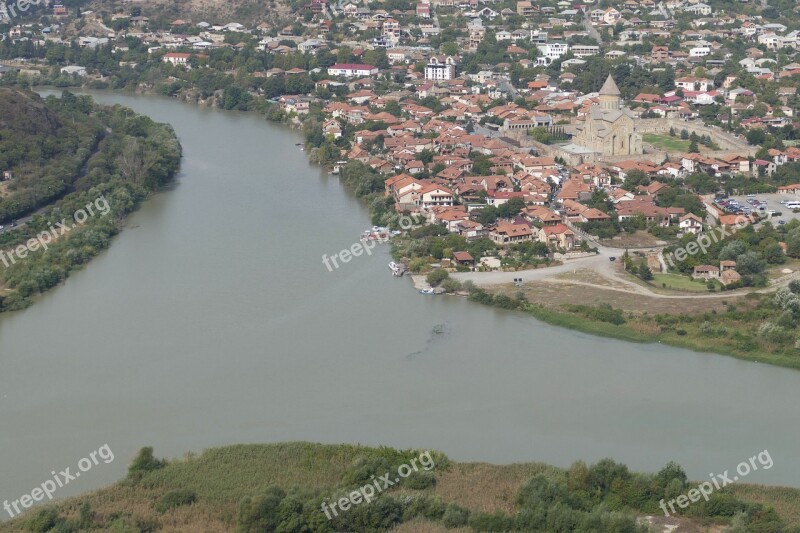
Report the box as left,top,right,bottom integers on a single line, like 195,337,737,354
574,74,642,157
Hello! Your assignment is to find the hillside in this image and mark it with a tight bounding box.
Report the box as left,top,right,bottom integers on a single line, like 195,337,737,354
0,89,61,136
0,89,181,313
85,0,294,25
2,443,799,532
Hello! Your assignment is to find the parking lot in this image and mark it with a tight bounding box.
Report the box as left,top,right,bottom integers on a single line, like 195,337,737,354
718,193,800,226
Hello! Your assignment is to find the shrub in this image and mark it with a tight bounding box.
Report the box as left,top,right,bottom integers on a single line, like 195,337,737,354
403,496,446,521
127,447,166,479
426,269,449,287
25,509,61,533
441,504,470,528
440,278,462,293
156,489,197,513
404,471,436,490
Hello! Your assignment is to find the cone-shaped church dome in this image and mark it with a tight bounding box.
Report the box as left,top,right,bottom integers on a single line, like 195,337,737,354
599,74,621,96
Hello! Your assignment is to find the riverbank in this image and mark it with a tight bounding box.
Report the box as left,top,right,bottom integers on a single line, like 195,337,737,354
0,89,181,313
1,443,797,532
34,84,800,368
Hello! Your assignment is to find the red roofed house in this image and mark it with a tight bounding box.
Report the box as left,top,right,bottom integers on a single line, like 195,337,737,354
491,221,534,245
538,223,577,250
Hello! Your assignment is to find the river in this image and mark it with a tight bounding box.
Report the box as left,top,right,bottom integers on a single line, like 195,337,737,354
1,91,798,510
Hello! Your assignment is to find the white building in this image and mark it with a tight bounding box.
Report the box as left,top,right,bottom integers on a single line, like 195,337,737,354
570,44,600,58
326,63,379,77
424,56,456,80
535,42,569,64
684,2,711,15
162,53,191,66
60,65,87,76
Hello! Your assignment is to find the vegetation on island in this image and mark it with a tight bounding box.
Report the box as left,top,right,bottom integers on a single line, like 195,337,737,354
0,88,181,312
2,443,798,533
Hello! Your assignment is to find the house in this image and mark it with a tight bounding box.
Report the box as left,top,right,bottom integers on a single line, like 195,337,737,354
452,251,475,266
417,184,454,210
455,220,488,240
679,213,703,234
684,2,712,15
516,0,535,16
327,64,379,77
323,119,342,138
721,269,742,286
692,264,720,280
492,221,534,245
538,224,576,250
571,45,600,58
675,77,714,92
602,7,620,25
162,52,192,66
60,66,87,76
777,184,800,194
651,46,669,62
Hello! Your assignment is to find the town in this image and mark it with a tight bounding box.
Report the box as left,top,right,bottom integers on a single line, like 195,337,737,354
1,0,800,348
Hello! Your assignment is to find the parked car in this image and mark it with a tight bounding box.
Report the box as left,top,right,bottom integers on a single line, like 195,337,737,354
609,256,616,262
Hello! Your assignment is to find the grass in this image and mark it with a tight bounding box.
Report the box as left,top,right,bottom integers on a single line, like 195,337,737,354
3,443,800,532
643,133,691,152
652,273,714,292
484,285,800,371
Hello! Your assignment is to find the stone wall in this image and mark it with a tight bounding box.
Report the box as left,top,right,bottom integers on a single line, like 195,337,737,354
635,118,756,155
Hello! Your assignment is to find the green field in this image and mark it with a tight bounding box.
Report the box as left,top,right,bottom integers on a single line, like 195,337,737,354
643,133,691,152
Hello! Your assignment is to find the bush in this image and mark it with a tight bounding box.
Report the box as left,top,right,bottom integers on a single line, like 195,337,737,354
426,269,449,287
441,278,462,293
25,509,61,533
441,504,470,528
404,471,436,490
127,447,166,479
156,489,197,513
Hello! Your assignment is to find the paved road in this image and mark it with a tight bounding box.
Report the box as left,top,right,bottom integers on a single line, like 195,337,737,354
583,12,603,44
0,215,32,235
450,244,800,299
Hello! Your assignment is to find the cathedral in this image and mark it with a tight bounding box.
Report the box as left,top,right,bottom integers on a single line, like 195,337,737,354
574,75,642,157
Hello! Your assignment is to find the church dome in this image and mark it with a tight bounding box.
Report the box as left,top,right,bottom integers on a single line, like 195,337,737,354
599,74,621,96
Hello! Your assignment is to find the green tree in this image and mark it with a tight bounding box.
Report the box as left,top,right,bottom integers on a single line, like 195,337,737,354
128,447,166,478
426,269,449,286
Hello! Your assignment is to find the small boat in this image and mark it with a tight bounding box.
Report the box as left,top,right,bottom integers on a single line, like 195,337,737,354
419,288,435,295
361,226,391,241
389,261,406,276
